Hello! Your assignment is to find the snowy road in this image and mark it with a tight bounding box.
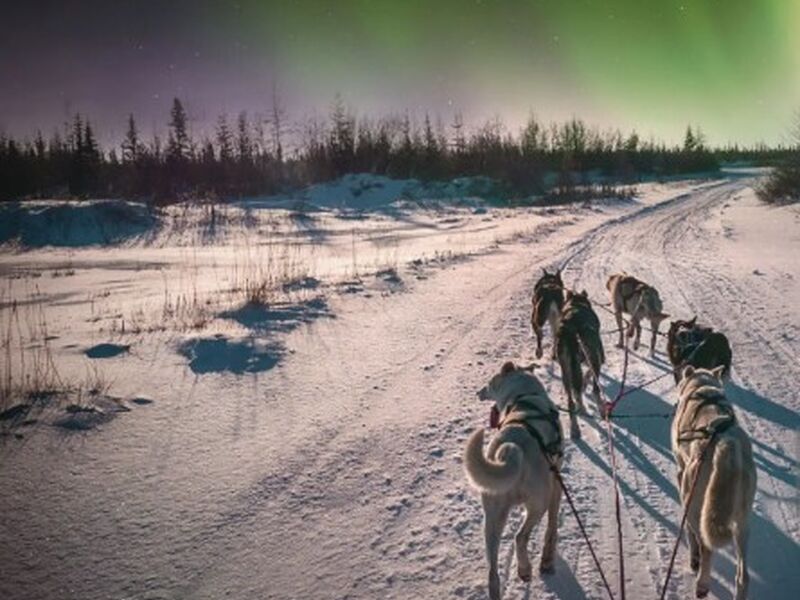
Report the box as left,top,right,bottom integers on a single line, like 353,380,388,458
1,176,798,599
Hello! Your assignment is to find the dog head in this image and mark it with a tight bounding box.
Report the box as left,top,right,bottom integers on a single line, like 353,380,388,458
536,268,564,290
677,364,726,389
668,316,698,346
564,288,591,308
477,361,546,423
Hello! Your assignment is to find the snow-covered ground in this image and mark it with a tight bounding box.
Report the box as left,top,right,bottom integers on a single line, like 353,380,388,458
0,173,797,599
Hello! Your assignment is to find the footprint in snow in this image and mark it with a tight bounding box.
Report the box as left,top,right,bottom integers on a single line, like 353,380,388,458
130,396,154,405
85,342,130,359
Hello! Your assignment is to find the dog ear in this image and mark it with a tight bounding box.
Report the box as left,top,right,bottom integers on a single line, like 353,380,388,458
711,365,725,380
682,365,695,380
657,312,669,321
689,316,697,327
580,289,588,298
565,289,574,300
542,268,549,277
500,361,516,375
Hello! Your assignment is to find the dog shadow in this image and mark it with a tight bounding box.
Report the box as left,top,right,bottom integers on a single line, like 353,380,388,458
599,374,675,458
726,380,800,431
537,553,590,600
573,436,679,534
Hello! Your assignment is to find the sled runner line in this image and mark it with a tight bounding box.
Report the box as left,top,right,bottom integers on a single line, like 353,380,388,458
578,335,629,600
548,459,617,600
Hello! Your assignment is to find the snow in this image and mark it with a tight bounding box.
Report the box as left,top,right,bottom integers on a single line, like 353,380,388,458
0,199,156,247
1,172,798,600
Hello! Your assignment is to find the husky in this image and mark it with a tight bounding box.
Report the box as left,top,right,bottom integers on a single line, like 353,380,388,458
671,366,756,600
531,268,564,359
555,290,606,438
667,317,733,384
464,362,563,600
606,273,669,356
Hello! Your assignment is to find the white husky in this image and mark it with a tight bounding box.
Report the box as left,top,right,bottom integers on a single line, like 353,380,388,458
671,366,756,599
464,362,563,600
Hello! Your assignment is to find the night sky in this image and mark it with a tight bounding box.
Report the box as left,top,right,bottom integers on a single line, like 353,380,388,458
1,0,798,146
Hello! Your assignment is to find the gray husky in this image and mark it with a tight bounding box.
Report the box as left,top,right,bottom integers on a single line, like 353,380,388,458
464,362,563,600
672,366,756,600
606,273,669,356
555,290,605,438
531,269,564,359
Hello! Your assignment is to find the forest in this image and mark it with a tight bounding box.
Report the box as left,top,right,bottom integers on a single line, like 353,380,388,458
0,96,794,203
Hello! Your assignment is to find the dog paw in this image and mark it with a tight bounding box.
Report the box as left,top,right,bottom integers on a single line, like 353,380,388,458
535,347,543,359
570,425,581,440
517,565,532,582
695,584,709,598
615,342,624,349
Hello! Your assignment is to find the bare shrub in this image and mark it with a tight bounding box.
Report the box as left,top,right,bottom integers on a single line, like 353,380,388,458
0,285,64,416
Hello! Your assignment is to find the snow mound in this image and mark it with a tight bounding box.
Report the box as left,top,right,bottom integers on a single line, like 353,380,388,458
0,200,156,247
237,174,506,212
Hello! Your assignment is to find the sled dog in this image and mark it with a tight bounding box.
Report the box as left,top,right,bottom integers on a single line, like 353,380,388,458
671,366,756,600
606,273,668,356
531,268,564,359
464,362,563,600
555,289,605,438
667,317,733,384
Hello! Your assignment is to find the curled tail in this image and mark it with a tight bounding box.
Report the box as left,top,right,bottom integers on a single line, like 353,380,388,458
463,429,523,495
700,439,737,547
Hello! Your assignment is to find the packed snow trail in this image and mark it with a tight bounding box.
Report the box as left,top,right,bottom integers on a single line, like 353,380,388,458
1,176,798,600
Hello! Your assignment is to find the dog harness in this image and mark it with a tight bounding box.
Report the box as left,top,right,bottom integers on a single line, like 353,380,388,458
499,394,563,458
676,389,736,443
618,277,648,304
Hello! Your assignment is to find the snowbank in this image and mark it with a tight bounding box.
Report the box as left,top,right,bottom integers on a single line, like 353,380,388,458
0,200,156,248
235,174,506,211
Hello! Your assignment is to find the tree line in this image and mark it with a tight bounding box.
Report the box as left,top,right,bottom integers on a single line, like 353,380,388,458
0,96,794,203
758,113,800,204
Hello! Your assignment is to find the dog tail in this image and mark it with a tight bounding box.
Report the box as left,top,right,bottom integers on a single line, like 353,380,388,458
463,429,523,495
700,437,738,547
532,294,559,330
559,332,583,399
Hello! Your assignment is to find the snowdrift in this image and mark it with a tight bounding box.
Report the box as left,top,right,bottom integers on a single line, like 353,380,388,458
0,200,156,247
234,174,506,211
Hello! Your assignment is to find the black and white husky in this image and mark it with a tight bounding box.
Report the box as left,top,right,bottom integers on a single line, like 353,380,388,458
530,268,564,359
555,290,605,438
667,316,732,384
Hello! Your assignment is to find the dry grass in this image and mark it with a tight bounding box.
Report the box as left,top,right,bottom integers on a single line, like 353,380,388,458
0,285,64,417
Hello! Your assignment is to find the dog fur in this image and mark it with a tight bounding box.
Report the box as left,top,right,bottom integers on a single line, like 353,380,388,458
555,290,605,438
671,366,756,599
667,317,733,384
531,268,564,359
606,273,668,356
464,362,563,600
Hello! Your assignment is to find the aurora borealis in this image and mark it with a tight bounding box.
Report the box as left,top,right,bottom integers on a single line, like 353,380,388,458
1,0,798,145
